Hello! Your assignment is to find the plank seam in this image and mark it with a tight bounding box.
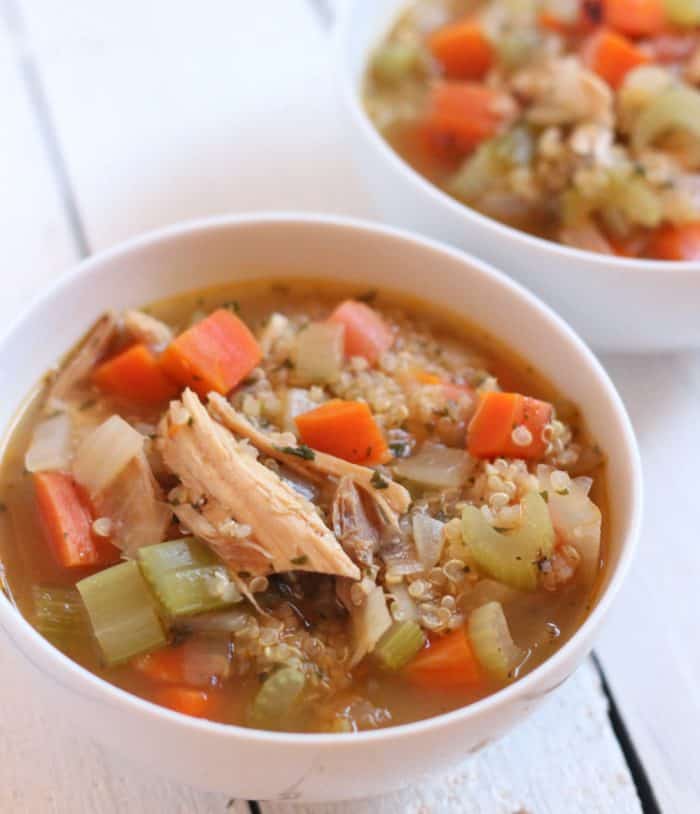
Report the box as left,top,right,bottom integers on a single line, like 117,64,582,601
305,0,335,30
247,801,262,814
1,0,90,258
592,651,662,814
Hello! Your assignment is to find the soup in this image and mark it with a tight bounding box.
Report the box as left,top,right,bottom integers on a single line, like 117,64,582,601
364,0,700,260
0,280,605,732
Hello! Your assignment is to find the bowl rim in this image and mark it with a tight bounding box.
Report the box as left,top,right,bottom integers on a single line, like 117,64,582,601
333,0,700,275
0,211,643,747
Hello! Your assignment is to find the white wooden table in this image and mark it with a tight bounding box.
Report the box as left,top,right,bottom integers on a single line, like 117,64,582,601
1,1,697,811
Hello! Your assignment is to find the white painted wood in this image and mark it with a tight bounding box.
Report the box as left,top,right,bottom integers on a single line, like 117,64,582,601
15,0,374,252
260,660,641,814
594,350,700,814
0,5,76,325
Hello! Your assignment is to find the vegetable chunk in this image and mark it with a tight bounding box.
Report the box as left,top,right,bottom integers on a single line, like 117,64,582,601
296,400,389,465
583,29,650,89
34,471,119,568
405,628,481,688
161,308,262,397
328,300,394,365
428,20,493,80
467,392,553,460
93,343,179,405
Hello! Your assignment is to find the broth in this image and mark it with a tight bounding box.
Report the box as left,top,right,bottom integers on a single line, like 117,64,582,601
0,279,606,732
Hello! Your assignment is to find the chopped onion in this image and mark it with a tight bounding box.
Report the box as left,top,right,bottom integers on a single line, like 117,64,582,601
394,444,473,489
293,322,344,385
94,452,171,556
25,412,72,473
461,492,554,591
538,466,602,587
178,608,251,634
73,415,144,497
349,583,392,665
468,601,524,680
412,513,445,570
388,583,419,623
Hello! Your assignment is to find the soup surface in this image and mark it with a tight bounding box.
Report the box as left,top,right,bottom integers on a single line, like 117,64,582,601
0,280,606,732
364,0,700,260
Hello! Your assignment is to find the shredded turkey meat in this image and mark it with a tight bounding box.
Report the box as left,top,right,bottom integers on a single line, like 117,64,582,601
123,309,173,351
157,389,360,580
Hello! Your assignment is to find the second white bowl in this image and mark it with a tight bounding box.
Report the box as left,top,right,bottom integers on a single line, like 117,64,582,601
334,0,700,352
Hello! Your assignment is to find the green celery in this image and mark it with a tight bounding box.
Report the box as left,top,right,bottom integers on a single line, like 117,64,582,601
77,561,166,665
374,620,426,670
138,537,242,618
32,585,89,653
248,667,305,730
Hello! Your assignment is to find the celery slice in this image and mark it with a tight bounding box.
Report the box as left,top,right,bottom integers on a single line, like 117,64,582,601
293,322,344,385
32,585,89,653
372,42,425,85
468,601,524,680
77,561,166,665
633,86,700,152
138,537,242,617
461,492,554,591
248,667,305,730
374,621,426,670
665,0,700,26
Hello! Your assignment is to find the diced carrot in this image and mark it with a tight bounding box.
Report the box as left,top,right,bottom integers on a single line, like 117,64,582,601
328,300,394,365
405,629,482,689
605,229,649,258
295,400,389,465
603,0,666,37
154,686,216,719
424,82,510,154
467,391,553,460
582,28,650,88
413,369,443,385
647,222,700,260
413,369,474,401
428,20,493,80
34,471,120,568
134,647,187,684
160,308,262,398
92,343,179,406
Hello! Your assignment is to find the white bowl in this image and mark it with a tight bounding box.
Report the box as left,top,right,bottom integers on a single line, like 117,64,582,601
334,0,700,352
0,214,641,801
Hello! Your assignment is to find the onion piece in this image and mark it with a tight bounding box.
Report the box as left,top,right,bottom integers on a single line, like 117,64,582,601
388,583,419,623
282,388,320,432
538,466,602,588
461,492,554,591
468,601,524,680
412,513,445,570
394,444,473,489
633,85,700,153
73,415,144,497
293,322,344,385
25,412,72,473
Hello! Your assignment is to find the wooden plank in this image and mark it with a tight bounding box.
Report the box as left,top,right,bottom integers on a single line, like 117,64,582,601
0,1,76,325
16,0,373,252
260,660,641,814
594,350,700,814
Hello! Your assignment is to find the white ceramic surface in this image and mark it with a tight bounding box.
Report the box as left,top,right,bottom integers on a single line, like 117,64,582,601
334,0,700,352
0,214,641,802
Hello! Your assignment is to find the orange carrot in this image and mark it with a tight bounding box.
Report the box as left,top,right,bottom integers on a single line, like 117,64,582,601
160,308,262,397
647,222,700,260
425,82,510,153
428,20,493,80
92,343,179,406
154,686,216,719
604,0,666,37
413,369,474,401
34,471,120,568
328,300,394,365
467,392,553,460
582,28,650,88
295,400,389,465
405,629,482,689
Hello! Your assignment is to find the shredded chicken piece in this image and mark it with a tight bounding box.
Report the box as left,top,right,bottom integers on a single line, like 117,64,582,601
207,393,411,519
123,309,173,351
158,389,360,580
46,312,117,407
513,57,613,128
332,477,382,567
